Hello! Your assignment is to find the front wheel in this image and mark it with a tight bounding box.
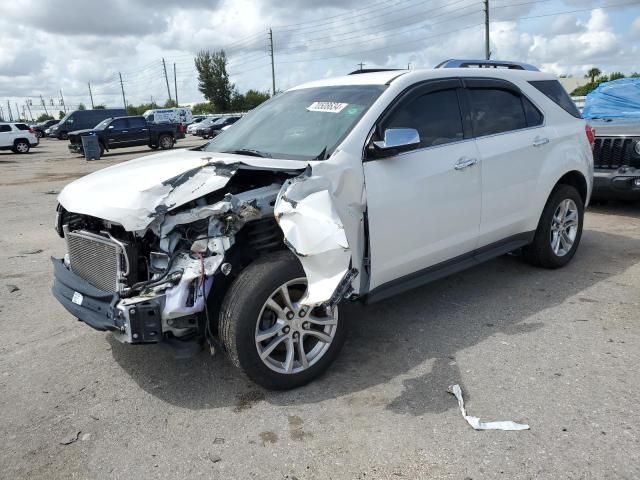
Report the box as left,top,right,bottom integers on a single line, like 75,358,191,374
219,251,347,390
524,184,584,268
58,131,68,140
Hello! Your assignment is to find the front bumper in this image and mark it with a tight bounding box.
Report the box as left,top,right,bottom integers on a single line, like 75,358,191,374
593,168,640,200
51,257,162,343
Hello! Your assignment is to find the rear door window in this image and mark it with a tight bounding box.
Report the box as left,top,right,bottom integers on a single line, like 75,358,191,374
128,117,146,128
523,97,544,127
0,125,11,132
468,88,527,137
110,119,127,130
529,80,581,118
384,88,464,149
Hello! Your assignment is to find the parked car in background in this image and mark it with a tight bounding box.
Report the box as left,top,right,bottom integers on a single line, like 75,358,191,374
0,122,39,153
31,119,59,138
187,116,219,134
67,116,183,157
50,109,127,140
52,61,593,389
143,108,193,125
194,115,241,138
45,123,58,136
582,78,640,201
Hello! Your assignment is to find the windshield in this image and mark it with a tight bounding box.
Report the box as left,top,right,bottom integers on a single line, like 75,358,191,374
94,118,113,130
212,117,230,125
205,85,385,160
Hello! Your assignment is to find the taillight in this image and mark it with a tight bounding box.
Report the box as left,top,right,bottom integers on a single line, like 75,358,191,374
585,125,595,150
29,127,34,134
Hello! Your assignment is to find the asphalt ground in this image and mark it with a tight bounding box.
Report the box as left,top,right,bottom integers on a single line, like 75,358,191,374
1,137,638,479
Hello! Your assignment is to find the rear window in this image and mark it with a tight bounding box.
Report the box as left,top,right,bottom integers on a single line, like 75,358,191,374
16,123,30,130
529,80,581,118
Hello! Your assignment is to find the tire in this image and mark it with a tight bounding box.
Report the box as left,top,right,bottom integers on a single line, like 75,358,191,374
149,145,159,150
35,130,43,138
13,140,30,154
219,251,347,390
158,134,173,150
523,184,584,269
58,131,68,140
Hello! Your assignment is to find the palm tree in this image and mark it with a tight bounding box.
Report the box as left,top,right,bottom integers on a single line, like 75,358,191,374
586,68,602,84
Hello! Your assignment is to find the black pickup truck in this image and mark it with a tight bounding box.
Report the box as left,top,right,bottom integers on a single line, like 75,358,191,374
68,116,185,156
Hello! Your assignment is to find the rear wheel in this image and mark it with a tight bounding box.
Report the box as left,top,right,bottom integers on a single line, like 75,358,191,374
13,140,30,154
524,184,584,268
159,134,173,149
35,130,43,138
219,251,347,390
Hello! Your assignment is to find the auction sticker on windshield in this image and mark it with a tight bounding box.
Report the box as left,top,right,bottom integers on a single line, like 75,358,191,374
307,102,349,113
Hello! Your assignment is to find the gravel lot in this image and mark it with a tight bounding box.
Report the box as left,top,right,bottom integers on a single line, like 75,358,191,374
1,138,639,479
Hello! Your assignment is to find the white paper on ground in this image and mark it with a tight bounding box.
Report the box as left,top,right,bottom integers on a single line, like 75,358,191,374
447,384,530,431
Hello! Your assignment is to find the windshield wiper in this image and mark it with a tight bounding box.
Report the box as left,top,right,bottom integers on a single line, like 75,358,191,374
314,147,328,160
223,149,272,158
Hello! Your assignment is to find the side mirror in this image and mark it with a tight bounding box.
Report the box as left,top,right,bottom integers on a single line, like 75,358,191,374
371,128,420,157
108,125,114,129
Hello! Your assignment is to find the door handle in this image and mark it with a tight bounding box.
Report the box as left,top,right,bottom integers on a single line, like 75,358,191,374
121,130,128,133
454,157,478,170
533,136,549,147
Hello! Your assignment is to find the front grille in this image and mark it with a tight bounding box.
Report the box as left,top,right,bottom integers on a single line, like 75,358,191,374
65,229,128,292
593,137,636,169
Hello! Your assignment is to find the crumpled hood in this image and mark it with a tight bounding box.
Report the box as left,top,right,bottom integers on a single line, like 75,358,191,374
58,148,307,232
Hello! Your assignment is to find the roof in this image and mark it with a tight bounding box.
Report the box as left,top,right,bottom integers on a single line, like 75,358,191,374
289,67,555,91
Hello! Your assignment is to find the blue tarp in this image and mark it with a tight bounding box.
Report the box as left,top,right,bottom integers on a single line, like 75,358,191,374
582,78,640,119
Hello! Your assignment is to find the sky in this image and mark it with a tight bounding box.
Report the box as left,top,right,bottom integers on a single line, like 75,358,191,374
0,0,639,119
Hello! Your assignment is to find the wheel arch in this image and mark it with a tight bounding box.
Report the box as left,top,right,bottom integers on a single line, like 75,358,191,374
13,137,30,145
555,170,588,205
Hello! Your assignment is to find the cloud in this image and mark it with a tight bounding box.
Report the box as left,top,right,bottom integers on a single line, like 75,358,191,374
0,0,638,114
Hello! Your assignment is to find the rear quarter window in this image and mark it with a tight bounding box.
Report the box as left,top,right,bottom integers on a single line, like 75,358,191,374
529,80,581,118
16,124,30,130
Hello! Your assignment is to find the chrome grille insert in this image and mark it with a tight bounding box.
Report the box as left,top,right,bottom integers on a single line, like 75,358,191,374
64,228,128,293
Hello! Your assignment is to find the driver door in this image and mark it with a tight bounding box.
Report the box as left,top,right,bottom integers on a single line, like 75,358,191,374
363,79,482,291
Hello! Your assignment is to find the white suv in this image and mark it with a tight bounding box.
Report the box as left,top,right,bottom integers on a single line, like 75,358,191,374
0,122,39,153
52,61,593,389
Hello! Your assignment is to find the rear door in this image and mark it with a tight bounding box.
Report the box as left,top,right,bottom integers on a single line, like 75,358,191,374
363,79,482,290
127,117,149,145
0,124,12,147
463,78,548,247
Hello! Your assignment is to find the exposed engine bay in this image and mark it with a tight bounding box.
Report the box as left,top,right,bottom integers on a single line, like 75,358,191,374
52,154,360,350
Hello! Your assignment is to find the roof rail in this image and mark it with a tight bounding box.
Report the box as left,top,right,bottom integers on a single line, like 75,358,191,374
348,68,404,75
435,59,539,72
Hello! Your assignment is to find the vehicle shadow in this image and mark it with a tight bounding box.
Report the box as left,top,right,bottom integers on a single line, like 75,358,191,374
110,229,640,415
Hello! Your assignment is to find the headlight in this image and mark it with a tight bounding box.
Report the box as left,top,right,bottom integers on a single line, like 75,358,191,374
634,140,640,155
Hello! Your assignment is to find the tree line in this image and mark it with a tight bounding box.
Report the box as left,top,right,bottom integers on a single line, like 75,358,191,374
570,68,640,96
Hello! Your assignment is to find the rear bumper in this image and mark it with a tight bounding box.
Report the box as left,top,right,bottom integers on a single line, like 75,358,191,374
593,168,640,200
51,257,162,343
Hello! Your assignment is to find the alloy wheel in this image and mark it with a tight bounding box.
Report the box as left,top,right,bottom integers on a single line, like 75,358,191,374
255,278,338,374
550,198,578,257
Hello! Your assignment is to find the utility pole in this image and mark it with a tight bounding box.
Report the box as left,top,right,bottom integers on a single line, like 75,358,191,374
484,0,490,60
173,62,178,106
268,28,276,96
162,58,173,104
88,82,95,109
59,90,67,113
7,101,13,121
40,95,48,116
358,62,365,71
119,72,128,110
25,98,33,121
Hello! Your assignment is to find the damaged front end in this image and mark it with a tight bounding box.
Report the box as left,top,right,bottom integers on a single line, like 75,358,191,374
52,154,359,353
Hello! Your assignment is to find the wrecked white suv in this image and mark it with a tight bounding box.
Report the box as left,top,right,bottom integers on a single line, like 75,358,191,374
52,63,593,389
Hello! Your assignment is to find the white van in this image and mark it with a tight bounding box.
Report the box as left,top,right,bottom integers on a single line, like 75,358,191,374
143,108,193,125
